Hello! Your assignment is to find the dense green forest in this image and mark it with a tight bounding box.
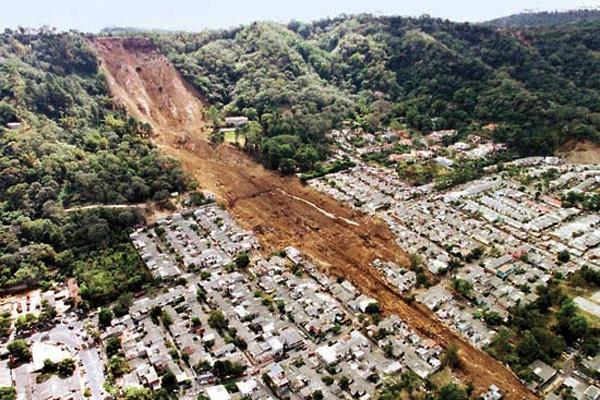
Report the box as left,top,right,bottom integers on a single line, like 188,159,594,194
147,15,600,172
485,9,600,28
0,32,190,303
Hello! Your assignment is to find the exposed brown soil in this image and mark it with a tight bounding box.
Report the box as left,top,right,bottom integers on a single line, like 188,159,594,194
91,37,538,399
558,139,600,164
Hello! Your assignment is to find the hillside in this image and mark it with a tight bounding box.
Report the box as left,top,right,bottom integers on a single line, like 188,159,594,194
0,32,190,303
147,15,599,173
485,8,600,28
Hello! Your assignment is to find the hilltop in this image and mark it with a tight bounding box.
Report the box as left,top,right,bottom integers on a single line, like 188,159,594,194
485,8,600,28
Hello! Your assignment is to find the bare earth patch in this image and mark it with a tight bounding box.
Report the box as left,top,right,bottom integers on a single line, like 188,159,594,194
558,140,600,164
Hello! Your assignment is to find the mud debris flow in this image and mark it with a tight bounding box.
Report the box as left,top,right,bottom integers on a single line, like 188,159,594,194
91,37,538,400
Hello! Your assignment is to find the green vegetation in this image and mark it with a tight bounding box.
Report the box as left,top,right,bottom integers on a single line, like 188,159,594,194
108,355,129,377
0,387,16,400
150,15,599,174
0,312,12,338
562,191,600,211
75,244,150,307
0,32,190,298
98,307,113,328
234,252,251,269
14,300,56,333
486,280,599,378
208,310,229,332
485,9,600,28
7,339,31,363
123,387,153,400
569,265,600,289
211,360,246,382
40,358,76,378
299,158,356,181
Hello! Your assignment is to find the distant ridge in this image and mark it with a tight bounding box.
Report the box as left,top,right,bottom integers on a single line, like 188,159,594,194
99,26,183,36
485,8,600,28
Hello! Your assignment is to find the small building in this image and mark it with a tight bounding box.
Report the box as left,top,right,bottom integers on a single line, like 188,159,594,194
205,385,231,400
496,264,515,280
584,385,600,400
5,122,21,130
528,360,557,391
316,345,338,366
224,116,248,127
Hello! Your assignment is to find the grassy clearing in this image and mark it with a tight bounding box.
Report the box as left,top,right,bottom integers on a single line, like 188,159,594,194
223,130,246,146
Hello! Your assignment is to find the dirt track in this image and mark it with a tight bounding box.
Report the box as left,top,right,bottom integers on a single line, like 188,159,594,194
91,37,538,399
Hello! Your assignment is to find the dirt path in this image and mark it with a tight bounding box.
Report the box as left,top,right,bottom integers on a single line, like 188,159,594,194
91,37,538,400
64,203,146,213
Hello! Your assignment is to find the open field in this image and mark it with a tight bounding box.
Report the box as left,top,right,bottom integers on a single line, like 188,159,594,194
91,36,538,399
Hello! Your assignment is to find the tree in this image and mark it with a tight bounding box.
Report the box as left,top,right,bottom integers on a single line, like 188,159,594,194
208,310,228,331
365,302,381,314
105,336,122,357
234,253,250,269
0,387,16,400
516,331,542,364
108,355,129,377
112,303,127,318
482,310,503,326
160,309,173,327
453,279,473,299
212,360,245,380
124,387,153,400
443,343,462,369
98,308,113,328
7,340,31,363
56,358,74,376
161,369,178,392
438,383,467,400
557,250,570,263
339,375,350,390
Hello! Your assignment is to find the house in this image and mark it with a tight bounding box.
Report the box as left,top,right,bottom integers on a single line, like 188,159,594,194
582,354,600,376
266,363,290,396
316,345,338,366
280,327,304,350
31,374,81,400
584,385,600,400
205,385,231,400
224,116,248,127
236,379,259,398
285,246,302,265
496,264,515,280
528,360,557,391
482,385,503,400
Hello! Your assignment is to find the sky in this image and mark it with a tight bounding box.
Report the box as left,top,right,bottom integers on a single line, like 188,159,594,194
0,0,598,32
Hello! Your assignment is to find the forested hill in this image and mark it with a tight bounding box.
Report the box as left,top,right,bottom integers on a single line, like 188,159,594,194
0,32,190,303
151,14,600,172
485,8,600,28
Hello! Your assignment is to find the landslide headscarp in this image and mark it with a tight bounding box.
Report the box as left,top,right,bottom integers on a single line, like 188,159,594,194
91,37,206,135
